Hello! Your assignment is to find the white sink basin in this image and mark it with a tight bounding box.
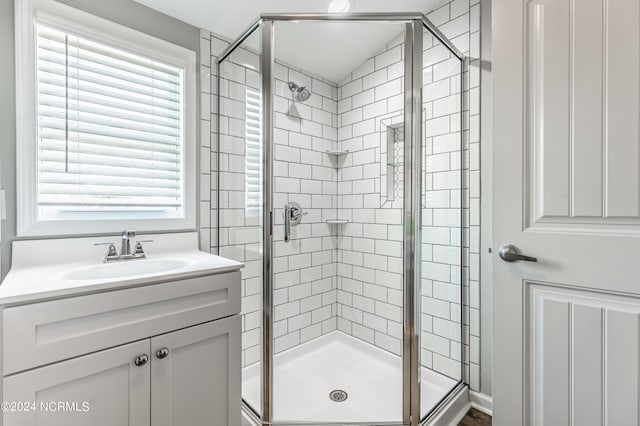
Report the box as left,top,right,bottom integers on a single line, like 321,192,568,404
63,259,190,281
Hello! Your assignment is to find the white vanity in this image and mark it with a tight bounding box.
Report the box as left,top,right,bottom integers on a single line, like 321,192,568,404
0,232,243,426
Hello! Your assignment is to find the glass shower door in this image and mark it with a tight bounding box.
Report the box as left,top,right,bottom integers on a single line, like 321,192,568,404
419,23,464,421
269,19,408,424
217,24,263,417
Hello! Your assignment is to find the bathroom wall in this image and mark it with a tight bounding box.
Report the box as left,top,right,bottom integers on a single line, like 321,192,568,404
0,0,15,281
211,36,341,366
270,63,340,355
334,33,407,357
0,0,201,281
333,0,482,388
203,0,483,391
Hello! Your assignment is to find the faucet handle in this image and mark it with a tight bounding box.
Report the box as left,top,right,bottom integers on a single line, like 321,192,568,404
134,240,154,255
94,243,118,258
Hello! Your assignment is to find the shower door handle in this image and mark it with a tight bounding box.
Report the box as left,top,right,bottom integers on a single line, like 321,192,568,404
284,204,291,242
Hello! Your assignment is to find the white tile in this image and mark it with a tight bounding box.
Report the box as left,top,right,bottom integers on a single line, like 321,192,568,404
222,7,479,382
374,79,402,101
312,78,335,99
352,89,375,108
363,283,387,302
374,331,401,355
275,332,300,353
313,108,333,126
288,312,312,330
211,36,229,57
300,323,322,342
289,163,312,179
450,0,470,19
352,323,375,343
342,108,363,126
352,119,375,137
363,99,388,120
312,305,332,323
375,240,402,257
276,112,301,132
375,209,402,224
375,46,402,71
341,79,363,99
351,58,374,80
274,301,300,321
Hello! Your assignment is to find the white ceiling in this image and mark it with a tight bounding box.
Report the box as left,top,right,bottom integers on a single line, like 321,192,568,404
275,21,407,83
133,0,444,83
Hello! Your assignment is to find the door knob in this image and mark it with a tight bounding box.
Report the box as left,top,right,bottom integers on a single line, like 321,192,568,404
134,354,149,367
156,347,170,359
498,244,538,263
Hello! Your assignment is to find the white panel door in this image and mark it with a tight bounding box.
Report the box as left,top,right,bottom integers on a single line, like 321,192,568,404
493,0,640,424
3,340,151,426
151,316,241,426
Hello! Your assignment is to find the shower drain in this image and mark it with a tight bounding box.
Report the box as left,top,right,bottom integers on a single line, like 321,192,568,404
329,389,348,402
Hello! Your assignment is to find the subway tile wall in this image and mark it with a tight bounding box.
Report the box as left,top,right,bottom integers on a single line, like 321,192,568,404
215,38,341,367
199,0,482,391
432,0,481,390
332,0,481,386
270,61,341,355
216,43,264,368
334,31,407,358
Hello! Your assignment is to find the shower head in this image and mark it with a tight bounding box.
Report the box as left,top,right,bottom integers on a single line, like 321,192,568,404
287,81,312,103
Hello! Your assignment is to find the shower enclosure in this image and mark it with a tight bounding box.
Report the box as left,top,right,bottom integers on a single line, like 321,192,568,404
217,13,465,425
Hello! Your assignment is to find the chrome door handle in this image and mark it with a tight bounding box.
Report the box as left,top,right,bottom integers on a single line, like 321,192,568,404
498,244,538,263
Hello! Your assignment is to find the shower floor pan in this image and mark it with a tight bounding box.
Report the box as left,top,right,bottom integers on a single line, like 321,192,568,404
242,331,457,423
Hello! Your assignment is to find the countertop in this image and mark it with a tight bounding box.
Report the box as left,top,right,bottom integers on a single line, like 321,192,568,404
0,232,243,305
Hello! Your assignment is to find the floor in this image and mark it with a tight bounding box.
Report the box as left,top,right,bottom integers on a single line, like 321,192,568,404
242,331,458,423
459,408,492,425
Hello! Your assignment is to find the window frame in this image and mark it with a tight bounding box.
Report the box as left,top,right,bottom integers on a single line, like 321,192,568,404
15,0,197,236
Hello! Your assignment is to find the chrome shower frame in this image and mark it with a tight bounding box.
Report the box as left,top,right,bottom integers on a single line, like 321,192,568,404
217,12,465,426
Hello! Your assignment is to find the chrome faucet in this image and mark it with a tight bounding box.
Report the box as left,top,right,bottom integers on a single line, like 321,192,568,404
94,230,153,262
121,230,136,256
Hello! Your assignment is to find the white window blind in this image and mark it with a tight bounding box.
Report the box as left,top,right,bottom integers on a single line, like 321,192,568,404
35,24,185,219
245,89,262,217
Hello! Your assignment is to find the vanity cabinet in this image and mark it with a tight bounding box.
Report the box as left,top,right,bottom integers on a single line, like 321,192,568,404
151,317,240,426
1,271,241,426
4,340,151,426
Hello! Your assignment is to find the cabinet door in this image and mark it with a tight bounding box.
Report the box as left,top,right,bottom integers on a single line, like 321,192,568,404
3,340,150,426
151,316,241,426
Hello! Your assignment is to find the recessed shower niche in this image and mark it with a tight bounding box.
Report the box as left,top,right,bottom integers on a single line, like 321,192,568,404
217,14,465,426
381,118,405,206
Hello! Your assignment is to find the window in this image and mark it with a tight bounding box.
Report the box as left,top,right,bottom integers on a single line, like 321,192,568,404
245,89,262,217
16,0,196,236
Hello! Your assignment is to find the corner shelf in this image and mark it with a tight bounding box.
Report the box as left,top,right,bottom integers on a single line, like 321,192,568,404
325,150,350,156
325,150,350,170
326,219,349,225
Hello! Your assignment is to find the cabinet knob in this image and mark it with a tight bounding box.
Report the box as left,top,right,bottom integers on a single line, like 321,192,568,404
156,347,170,359
134,354,149,367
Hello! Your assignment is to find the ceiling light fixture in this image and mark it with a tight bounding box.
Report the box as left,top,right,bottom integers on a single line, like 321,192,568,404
328,0,351,13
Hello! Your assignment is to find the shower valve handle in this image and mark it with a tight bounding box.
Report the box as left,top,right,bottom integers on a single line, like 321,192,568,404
284,202,305,243
284,204,291,243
